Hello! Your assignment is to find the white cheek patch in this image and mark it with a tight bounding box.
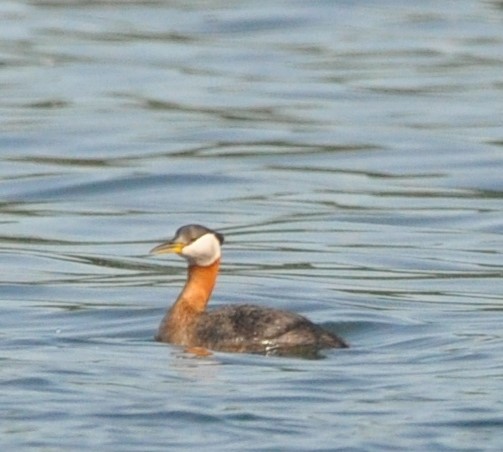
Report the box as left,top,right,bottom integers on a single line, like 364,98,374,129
181,233,221,266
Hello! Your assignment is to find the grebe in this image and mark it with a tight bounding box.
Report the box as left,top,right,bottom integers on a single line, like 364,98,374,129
151,224,347,356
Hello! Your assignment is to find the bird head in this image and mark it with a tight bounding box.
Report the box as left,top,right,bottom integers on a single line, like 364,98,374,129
150,224,224,267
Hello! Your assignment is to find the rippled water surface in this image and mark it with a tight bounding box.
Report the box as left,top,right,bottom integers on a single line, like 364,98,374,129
1,0,503,450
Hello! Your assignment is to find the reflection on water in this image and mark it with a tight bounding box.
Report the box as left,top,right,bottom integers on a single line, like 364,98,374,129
1,0,503,450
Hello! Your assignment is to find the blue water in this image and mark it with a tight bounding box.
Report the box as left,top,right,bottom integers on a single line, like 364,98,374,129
1,0,502,450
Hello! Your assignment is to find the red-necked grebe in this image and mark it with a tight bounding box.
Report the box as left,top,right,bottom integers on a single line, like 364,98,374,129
151,224,347,356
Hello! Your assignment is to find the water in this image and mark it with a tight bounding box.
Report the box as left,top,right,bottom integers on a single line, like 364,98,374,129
1,0,502,450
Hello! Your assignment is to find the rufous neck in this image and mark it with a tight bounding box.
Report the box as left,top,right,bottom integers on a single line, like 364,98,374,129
175,258,220,312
